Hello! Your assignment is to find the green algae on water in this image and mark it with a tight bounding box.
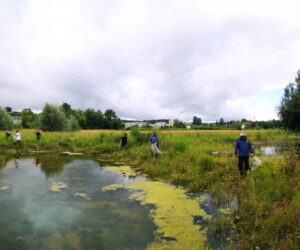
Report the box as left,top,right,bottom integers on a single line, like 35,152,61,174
49,182,68,192
102,166,137,177
102,166,211,249
0,185,9,191
73,192,91,200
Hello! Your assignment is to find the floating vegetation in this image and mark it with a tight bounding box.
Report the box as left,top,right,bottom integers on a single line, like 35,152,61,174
102,183,125,191
61,152,84,156
102,166,211,249
102,166,137,177
0,185,9,191
49,182,68,192
219,208,231,215
73,192,91,200
29,150,52,154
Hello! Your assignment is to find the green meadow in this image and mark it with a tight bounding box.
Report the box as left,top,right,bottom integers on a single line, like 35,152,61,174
1,129,299,249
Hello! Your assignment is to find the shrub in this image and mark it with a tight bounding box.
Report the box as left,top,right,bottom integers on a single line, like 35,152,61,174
0,108,13,130
40,103,68,131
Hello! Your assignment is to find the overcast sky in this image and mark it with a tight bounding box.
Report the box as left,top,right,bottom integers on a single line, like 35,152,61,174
1,0,300,121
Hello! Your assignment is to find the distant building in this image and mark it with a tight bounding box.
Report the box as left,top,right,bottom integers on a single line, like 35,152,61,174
168,119,174,127
152,121,168,128
11,112,22,125
123,120,148,129
123,119,173,129
185,124,192,129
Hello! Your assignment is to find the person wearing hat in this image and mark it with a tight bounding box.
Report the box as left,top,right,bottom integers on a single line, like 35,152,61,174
234,132,254,176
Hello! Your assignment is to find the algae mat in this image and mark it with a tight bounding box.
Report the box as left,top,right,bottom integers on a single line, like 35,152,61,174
103,166,211,249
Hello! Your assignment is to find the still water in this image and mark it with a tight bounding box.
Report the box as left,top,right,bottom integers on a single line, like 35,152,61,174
0,155,156,250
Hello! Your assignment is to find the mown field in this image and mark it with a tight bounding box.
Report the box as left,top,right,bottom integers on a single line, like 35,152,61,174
0,129,299,249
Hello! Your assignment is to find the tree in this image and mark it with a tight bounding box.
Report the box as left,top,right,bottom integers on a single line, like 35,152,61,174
5,107,12,113
73,109,87,129
0,107,13,130
21,108,39,128
40,103,68,131
67,115,81,131
104,109,117,121
60,102,72,117
192,116,202,125
219,118,225,125
173,119,186,128
84,108,104,129
103,109,124,129
278,70,300,131
110,118,124,129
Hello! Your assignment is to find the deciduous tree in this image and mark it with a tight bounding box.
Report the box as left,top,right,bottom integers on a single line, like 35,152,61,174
278,70,300,131
0,107,13,130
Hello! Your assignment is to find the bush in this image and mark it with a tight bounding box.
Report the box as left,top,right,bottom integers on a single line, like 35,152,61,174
40,103,68,131
67,115,81,131
130,127,149,144
0,108,13,130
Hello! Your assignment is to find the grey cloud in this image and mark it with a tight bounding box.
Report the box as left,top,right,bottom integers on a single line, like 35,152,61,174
1,0,300,121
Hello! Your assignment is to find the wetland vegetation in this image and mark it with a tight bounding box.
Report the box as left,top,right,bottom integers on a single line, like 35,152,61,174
0,129,299,249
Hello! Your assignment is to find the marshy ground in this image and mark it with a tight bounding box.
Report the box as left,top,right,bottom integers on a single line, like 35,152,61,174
0,129,299,249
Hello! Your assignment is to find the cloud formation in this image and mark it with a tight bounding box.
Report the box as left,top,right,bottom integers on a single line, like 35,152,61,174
1,0,300,121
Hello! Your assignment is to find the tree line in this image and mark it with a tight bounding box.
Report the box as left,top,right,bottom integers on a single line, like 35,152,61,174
0,103,124,131
190,117,283,130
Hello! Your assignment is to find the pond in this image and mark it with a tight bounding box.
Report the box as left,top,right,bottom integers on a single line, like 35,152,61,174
0,155,156,250
0,155,235,250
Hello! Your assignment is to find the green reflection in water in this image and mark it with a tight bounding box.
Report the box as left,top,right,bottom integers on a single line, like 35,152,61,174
0,156,156,250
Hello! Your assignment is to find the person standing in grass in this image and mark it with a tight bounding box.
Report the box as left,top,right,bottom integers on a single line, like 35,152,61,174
150,132,161,156
234,132,254,176
34,130,41,142
119,133,128,148
14,130,21,146
5,131,11,139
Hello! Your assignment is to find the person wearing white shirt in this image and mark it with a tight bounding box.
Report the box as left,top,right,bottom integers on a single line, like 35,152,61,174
14,130,21,146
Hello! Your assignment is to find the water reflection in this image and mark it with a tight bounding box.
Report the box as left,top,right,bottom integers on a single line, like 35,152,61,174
200,192,238,250
14,153,21,169
260,146,277,156
37,155,74,177
0,155,11,170
0,156,156,250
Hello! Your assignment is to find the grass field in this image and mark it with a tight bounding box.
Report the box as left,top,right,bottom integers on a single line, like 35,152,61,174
0,129,299,249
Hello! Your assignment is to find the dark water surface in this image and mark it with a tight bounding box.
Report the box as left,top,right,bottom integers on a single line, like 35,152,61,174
0,155,156,250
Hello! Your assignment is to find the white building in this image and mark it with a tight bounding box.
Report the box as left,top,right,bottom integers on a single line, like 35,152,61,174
123,119,173,129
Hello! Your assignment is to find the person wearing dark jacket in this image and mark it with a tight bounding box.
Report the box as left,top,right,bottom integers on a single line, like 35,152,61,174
150,132,161,156
234,132,254,176
5,131,11,139
34,130,41,142
120,133,128,148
